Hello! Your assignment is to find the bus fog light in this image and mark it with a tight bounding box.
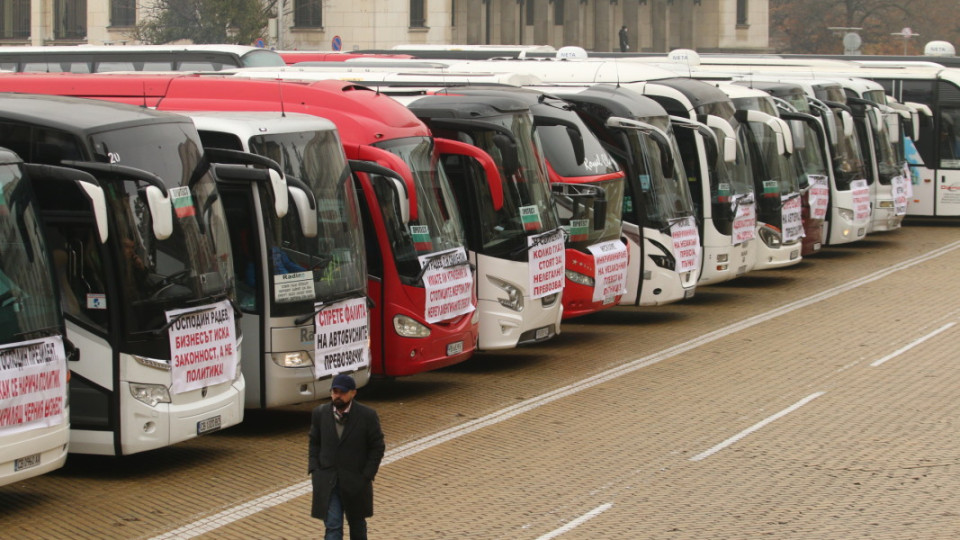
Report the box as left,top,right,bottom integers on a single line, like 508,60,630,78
272,351,313,368
393,315,431,338
143,421,156,434
565,269,594,287
130,383,171,407
878,200,894,208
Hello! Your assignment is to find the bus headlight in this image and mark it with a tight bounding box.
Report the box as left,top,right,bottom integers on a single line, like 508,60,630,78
129,383,171,407
393,315,431,338
488,276,523,312
757,226,782,248
565,269,594,287
272,351,313,368
878,200,894,208
838,208,854,221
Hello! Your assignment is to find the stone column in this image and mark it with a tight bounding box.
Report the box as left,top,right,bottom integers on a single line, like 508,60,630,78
533,0,549,45
562,0,580,49
593,0,613,51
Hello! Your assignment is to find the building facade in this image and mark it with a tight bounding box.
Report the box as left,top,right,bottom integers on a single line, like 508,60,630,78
0,0,768,53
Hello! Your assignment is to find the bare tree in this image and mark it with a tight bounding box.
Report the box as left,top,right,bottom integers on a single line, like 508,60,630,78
134,0,277,45
771,0,913,54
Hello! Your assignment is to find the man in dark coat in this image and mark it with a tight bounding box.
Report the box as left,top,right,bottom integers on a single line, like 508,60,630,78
619,25,630,52
309,374,385,540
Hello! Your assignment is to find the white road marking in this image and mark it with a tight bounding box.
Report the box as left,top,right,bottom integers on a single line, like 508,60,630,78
870,322,956,367
534,503,614,540
689,392,826,462
150,240,960,539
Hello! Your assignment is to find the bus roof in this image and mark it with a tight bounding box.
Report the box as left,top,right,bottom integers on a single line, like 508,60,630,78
554,84,670,120
180,110,339,138
0,92,188,134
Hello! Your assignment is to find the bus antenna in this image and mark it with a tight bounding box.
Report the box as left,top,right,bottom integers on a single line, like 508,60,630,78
277,79,286,117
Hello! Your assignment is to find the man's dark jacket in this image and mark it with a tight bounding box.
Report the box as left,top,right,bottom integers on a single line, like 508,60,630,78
309,400,385,520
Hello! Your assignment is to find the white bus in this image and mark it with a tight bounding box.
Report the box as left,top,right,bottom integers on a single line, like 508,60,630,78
0,94,247,456
0,44,285,73
184,111,372,407
717,83,804,269
0,148,75,484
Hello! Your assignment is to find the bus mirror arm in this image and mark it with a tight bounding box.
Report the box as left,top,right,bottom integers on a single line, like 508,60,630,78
204,147,288,219
349,159,411,224
22,163,111,243
435,138,505,211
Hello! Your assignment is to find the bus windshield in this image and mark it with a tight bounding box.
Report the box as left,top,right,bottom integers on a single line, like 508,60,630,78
537,121,620,178
831,112,868,190
0,162,61,343
442,112,559,258
625,128,693,228
554,177,625,250
792,120,830,187
90,124,235,339
373,136,466,283
249,130,367,315
870,113,902,184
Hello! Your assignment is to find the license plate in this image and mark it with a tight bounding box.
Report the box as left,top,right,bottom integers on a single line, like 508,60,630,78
535,327,550,340
684,289,696,299
602,296,615,305
14,453,40,472
446,341,463,356
813,243,821,251
736,265,748,275
197,415,222,435
790,249,800,260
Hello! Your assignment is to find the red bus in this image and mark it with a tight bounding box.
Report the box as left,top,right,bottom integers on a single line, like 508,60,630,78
0,73,479,378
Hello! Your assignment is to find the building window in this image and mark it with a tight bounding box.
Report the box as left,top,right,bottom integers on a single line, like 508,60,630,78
294,0,322,28
111,0,136,27
525,0,534,26
736,0,748,25
554,0,564,25
410,0,426,28
55,0,87,40
0,0,30,39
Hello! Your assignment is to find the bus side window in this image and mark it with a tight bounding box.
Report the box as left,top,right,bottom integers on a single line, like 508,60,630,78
939,108,960,169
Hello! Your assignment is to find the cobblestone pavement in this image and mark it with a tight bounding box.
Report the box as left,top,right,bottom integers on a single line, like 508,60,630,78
2,221,960,539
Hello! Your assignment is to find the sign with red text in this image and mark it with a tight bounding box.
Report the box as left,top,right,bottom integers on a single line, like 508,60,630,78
807,175,830,220
528,228,565,299
314,297,369,379
732,196,756,245
418,247,475,323
167,301,237,394
851,179,871,221
587,240,628,302
781,195,804,243
892,175,909,216
0,336,66,435
670,217,700,274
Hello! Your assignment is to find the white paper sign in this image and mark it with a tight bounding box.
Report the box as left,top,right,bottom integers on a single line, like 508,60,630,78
587,240,628,302
167,300,237,394
670,217,701,274
807,175,830,220
528,228,566,299
418,247,475,323
781,195,804,243
0,336,67,435
732,195,756,245
851,179,871,221
892,175,909,216
274,271,315,303
314,297,370,380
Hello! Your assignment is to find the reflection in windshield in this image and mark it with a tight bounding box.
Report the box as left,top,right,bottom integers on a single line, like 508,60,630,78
249,130,366,313
554,178,624,249
0,163,61,343
91,122,235,336
373,137,466,282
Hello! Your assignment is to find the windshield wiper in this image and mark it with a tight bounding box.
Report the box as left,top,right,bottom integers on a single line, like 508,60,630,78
294,294,375,326
186,292,241,318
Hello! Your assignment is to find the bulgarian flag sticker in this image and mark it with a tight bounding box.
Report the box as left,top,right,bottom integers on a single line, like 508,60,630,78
566,219,589,242
519,205,541,232
410,225,432,251
169,186,196,218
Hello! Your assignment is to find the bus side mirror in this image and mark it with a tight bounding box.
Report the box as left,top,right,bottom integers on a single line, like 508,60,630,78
145,185,173,241
567,127,585,165
289,185,318,238
593,197,607,231
435,137,505,211
349,159,411,224
841,111,855,138
704,115,737,163
270,169,288,219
